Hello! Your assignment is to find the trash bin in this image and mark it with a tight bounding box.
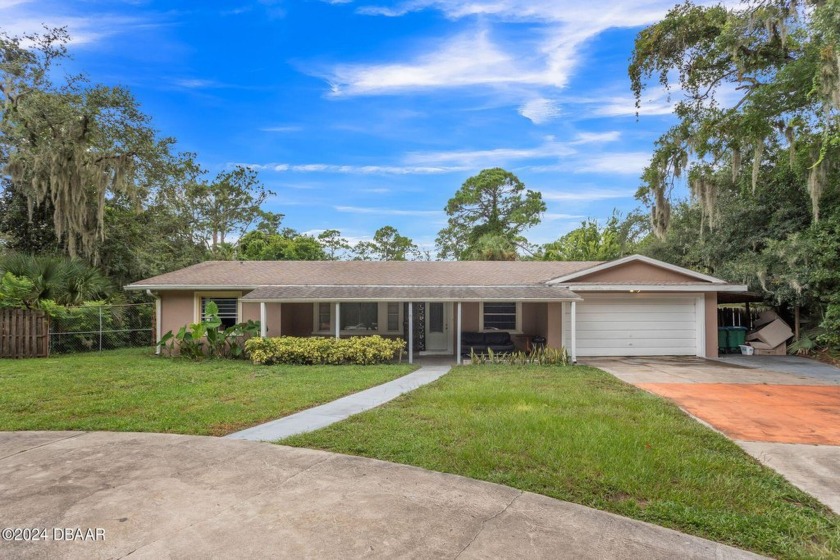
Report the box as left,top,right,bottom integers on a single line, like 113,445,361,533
728,327,747,350
718,327,729,354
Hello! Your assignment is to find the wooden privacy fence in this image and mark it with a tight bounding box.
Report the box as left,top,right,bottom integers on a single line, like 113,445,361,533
0,309,50,358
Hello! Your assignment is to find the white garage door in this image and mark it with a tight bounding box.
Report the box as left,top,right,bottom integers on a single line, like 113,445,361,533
564,294,700,357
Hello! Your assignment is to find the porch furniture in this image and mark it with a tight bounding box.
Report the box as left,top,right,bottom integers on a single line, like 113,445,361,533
461,332,516,356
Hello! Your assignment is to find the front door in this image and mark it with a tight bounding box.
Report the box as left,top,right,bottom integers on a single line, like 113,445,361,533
424,302,450,353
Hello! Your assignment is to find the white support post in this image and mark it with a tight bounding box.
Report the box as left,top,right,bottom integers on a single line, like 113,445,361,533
456,302,462,365
408,302,413,364
154,294,162,355
335,302,340,340
570,301,577,364
260,302,267,338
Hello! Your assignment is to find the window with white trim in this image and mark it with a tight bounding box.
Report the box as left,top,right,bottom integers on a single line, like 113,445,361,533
387,302,400,332
313,302,403,334
201,297,238,329
482,302,518,331
317,303,331,332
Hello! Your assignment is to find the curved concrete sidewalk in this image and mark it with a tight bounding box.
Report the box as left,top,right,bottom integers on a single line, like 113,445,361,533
0,431,764,559
227,364,451,441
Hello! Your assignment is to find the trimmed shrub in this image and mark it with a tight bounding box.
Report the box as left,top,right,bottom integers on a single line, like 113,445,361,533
246,335,406,365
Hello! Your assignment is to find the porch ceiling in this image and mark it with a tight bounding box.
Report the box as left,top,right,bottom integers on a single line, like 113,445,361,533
240,285,582,302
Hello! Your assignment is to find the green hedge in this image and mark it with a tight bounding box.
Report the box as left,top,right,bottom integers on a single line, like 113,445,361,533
245,335,407,365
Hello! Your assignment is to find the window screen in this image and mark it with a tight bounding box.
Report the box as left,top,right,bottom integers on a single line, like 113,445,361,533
483,302,517,330
202,297,238,329
340,303,378,331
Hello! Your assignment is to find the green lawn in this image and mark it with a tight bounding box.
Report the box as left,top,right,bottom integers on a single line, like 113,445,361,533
283,365,840,560
0,348,414,436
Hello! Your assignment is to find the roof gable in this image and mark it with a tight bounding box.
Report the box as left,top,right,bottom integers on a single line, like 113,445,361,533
546,255,726,285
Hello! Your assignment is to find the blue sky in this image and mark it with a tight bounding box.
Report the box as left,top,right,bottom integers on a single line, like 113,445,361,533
2,0,689,252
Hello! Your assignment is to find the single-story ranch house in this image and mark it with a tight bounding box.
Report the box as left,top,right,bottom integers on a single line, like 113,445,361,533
126,255,748,363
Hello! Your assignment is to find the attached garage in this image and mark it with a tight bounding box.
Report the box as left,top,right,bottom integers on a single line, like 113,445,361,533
563,294,702,357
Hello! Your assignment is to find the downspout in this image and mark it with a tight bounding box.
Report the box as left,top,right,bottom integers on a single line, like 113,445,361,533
147,289,162,355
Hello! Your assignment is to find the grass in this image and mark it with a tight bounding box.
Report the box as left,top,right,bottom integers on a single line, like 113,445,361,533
282,364,840,560
0,348,414,436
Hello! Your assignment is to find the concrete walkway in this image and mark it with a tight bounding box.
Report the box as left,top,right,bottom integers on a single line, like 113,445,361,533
585,356,840,514
0,431,764,559
227,364,451,441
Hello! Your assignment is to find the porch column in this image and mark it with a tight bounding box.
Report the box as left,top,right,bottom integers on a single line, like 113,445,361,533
277,303,281,336
154,293,162,355
456,302,462,364
334,302,340,340
408,302,413,364
259,302,267,337
570,300,577,364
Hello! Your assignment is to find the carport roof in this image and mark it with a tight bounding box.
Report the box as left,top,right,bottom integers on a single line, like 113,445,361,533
240,285,582,302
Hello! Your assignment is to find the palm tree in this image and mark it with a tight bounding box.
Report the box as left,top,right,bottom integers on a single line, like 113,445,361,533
0,253,112,305
465,233,518,261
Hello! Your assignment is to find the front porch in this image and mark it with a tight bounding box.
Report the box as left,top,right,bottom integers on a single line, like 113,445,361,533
240,299,580,365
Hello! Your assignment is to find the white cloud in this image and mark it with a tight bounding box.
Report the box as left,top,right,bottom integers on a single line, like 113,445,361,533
234,162,466,175
326,29,577,96
356,1,687,27
524,150,650,175
335,205,443,217
541,189,635,201
403,133,618,167
0,2,164,46
583,152,651,174
572,131,621,143
593,97,674,117
543,212,585,220
0,0,31,9
260,125,303,133
174,79,221,89
518,98,561,124
404,143,574,167
336,1,700,97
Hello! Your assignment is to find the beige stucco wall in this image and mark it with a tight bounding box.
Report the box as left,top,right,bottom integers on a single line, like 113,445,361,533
545,302,563,349
574,261,704,284
521,302,547,337
159,291,196,335
241,301,259,324
706,292,718,358
240,302,284,336
460,302,480,332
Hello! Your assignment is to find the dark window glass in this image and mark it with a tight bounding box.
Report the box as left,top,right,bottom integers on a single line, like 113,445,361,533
483,302,516,330
318,303,331,331
387,303,400,332
202,297,238,329
340,303,378,331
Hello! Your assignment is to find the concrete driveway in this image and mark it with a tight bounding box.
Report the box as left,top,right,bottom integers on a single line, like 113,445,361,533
0,431,763,560
584,356,840,514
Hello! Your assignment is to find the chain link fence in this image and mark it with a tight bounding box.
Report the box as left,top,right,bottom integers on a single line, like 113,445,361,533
49,303,155,354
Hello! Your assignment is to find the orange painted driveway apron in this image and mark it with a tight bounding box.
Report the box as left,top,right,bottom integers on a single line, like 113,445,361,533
638,383,840,445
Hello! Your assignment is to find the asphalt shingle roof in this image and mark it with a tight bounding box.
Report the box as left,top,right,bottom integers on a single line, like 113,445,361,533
126,260,604,289
240,285,582,302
